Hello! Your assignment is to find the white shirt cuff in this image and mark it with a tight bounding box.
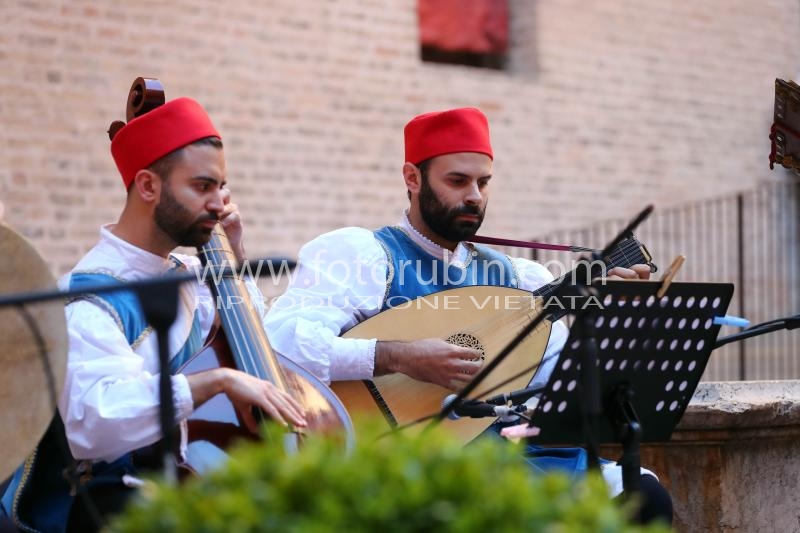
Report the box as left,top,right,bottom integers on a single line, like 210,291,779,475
328,337,376,381
172,373,195,421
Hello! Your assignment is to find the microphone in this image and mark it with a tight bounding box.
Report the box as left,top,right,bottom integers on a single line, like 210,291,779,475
441,394,521,421
484,384,545,406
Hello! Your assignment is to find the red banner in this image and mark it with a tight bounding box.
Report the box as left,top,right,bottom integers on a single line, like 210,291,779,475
418,0,509,55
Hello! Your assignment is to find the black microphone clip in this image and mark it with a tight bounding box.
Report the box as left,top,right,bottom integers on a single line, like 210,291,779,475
442,395,522,421
484,384,545,406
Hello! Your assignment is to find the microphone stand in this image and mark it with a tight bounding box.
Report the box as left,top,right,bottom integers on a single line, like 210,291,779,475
0,258,296,309
715,314,800,349
437,205,655,473
0,258,294,484
0,272,196,484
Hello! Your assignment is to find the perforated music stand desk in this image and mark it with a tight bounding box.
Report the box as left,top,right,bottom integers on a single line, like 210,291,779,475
528,280,734,494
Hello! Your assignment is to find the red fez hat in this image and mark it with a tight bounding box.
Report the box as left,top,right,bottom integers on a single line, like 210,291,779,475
404,107,493,164
110,97,221,189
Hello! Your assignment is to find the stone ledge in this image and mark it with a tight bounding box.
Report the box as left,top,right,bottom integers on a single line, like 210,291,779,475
676,380,800,432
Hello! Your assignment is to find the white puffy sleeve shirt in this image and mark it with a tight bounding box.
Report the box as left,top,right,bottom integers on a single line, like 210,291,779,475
59,226,266,463
265,216,568,386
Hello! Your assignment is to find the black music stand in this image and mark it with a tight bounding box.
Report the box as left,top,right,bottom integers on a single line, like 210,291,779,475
528,280,734,497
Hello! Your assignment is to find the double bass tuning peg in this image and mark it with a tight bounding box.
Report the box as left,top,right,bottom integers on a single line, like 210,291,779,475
107,77,166,141
107,120,126,141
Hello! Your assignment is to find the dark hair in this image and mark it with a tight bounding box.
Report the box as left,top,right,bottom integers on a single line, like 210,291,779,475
147,136,223,180
417,159,431,180
408,158,432,199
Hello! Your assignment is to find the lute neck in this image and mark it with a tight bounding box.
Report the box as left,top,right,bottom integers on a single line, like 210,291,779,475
532,236,652,321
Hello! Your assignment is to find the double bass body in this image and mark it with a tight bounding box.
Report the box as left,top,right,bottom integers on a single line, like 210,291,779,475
178,209,355,476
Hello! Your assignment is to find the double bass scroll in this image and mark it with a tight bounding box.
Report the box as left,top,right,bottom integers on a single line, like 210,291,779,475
108,77,165,140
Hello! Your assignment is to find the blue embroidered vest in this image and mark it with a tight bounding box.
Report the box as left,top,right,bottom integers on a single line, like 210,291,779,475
373,226,518,310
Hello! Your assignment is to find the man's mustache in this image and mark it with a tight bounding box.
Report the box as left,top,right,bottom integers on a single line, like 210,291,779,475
196,213,220,224
452,205,483,217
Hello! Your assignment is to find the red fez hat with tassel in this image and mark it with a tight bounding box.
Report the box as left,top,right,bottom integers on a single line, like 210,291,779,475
404,107,493,165
110,97,220,189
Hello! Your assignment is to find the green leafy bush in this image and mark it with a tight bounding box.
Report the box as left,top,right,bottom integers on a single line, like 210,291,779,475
110,421,669,532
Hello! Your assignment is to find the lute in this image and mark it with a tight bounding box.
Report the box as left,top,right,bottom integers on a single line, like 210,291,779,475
331,234,655,444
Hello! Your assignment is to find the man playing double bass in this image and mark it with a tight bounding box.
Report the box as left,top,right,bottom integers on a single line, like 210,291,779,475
1,96,307,532
264,107,672,525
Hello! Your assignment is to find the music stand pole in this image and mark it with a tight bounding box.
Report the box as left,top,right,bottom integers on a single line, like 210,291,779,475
573,284,603,471
135,283,180,485
609,386,642,496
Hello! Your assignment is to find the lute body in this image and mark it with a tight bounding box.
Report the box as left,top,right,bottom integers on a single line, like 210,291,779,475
332,286,551,443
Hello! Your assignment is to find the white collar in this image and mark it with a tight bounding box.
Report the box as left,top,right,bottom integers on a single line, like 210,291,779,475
398,210,474,268
97,224,175,275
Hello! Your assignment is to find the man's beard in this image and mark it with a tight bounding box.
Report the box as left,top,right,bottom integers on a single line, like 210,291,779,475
154,184,218,248
418,176,485,243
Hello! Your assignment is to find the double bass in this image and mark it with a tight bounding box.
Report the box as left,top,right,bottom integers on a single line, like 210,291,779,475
109,78,354,475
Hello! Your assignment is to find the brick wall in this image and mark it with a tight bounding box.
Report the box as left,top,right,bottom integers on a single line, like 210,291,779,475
1,0,798,276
